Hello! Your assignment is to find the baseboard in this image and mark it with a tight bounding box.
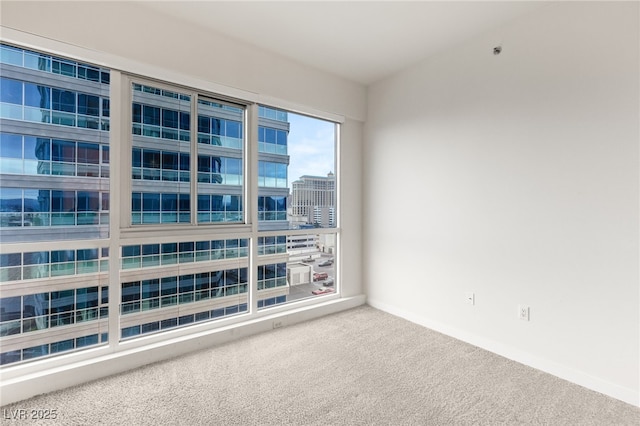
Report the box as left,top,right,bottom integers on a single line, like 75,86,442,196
1,295,366,406
367,298,639,408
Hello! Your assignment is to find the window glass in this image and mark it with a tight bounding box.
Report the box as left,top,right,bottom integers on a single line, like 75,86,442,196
52,139,75,163
258,110,335,231
196,96,245,224
0,44,23,66
142,105,160,125
78,94,100,116
24,83,50,109
131,83,191,225
0,78,22,104
26,137,49,160
0,133,22,158
256,109,337,309
77,143,100,164
52,89,76,113
226,121,241,139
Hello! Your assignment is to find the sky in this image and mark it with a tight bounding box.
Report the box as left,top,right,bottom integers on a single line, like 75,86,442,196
286,112,335,188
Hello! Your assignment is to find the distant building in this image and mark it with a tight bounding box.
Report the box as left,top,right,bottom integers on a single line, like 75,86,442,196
289,172,335,228
317,233,336,255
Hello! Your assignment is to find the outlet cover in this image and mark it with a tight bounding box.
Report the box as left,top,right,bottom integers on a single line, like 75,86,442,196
518,305,530,321
465,292,475,305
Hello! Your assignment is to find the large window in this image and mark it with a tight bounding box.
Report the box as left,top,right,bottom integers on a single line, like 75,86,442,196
196,97,244,224
130,83,193,225
0,43,340,368
129,82,246,226
256,111,337,309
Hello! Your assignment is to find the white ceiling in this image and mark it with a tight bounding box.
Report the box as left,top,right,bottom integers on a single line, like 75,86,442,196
142,1,547,86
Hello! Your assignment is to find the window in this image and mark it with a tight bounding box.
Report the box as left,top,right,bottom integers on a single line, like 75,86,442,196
0,43,340,368
130,83,245,226
256,110,337,309
196,97,244,224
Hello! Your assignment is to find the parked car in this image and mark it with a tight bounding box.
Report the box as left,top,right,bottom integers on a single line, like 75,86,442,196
318,259,334,267
312,287,334,295
324,278,334,286
313,272,328,281
303,256,314,263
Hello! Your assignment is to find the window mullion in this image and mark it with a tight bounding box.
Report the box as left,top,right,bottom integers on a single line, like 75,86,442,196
108,70,126,351
190,92,198,225
248,103,259,314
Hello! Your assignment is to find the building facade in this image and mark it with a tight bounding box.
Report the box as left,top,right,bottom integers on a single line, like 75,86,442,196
1,44,111,364
289,172,336,228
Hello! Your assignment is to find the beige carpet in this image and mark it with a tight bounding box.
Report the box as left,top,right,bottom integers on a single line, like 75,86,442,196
2,305,639,425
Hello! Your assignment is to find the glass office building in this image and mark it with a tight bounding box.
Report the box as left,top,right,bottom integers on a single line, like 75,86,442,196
0,44,110,364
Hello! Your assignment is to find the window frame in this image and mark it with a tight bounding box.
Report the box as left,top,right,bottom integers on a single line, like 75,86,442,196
0,40,343,378
120,75,252,232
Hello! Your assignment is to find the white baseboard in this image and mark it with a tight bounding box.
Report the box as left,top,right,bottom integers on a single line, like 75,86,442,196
1,295,366,406
367,298,639,408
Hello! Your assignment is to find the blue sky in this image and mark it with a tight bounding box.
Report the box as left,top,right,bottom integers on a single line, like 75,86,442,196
287,112,335,187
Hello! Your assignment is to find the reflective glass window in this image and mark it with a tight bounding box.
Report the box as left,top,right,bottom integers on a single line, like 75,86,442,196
0,133,22,158
76,287,99,309
143,193,160,211
50,290,74,313
26,137,50,161
0,44,23,66
132,149,141,168
23,293,49,318
52,139,75,162
51,88,76,113
0,296,21,322
180,153,189,171
78,94,100,116
226,121,241,139
76,192,99,211
143,105,160,126
132,103,141,123
162,109,178,129
24,189,49,212
1,188,22,211
52,59,76,77
161,277,177,296
198,115,210,133
0,78,22,104
163,151,178,170
51,191,74,212
77,143,100,164
142,279,160,299
24,83,50,109
143,150,160,169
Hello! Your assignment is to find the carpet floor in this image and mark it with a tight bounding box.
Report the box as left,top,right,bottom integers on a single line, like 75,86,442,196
2,305,639,425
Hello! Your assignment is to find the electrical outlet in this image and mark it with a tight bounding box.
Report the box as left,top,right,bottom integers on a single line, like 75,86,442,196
465,292,475,305
272,321,283,329
518,305,530,321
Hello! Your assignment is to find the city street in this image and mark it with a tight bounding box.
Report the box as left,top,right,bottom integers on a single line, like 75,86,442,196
286,253,335,302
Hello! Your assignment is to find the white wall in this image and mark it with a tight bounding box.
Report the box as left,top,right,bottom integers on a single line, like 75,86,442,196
364,2,639,406
0,1,366,122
